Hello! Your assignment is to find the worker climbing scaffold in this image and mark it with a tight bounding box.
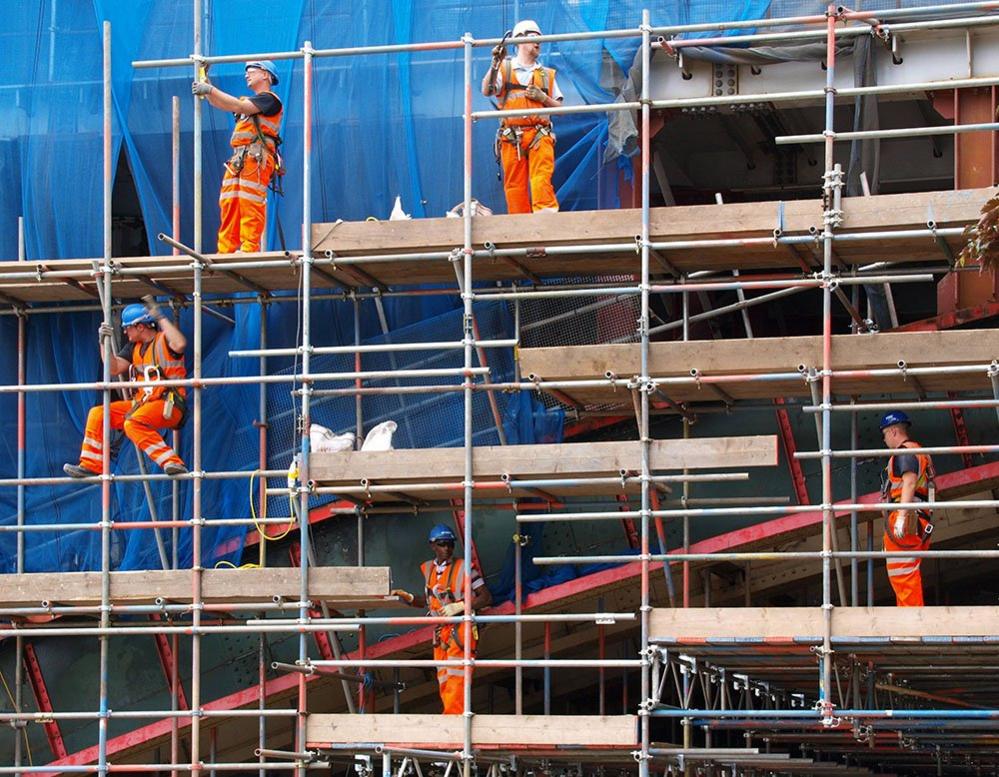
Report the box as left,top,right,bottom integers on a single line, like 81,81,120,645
879,410,936,607
193,60,285,254
63,298,188,478
393,524,492,714
482,19,563,214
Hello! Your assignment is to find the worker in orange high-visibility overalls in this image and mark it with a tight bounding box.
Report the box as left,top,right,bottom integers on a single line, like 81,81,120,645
194,60,284,253
63,299,188,479
482,19,563,214
879,410,936,607
393,524,492,714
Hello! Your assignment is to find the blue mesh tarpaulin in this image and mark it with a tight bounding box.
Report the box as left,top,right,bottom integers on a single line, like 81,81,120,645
0,0,786,573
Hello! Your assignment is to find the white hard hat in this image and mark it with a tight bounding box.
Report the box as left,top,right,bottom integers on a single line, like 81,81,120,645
512,19,542,38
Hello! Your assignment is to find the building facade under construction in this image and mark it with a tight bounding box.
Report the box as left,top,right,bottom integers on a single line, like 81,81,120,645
1,1,998,775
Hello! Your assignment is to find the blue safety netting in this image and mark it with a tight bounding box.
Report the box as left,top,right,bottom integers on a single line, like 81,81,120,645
0,0,791,573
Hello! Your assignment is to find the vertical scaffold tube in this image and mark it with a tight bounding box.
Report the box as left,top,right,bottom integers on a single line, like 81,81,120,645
171,93,183,578
461,30,474,777
13,301,24,777
190,4,205,775
639,10,652,777
819,3,838,725
98,20,113,777
297,38,315,777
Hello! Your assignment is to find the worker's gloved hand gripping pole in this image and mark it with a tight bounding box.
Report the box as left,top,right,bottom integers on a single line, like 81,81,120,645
485,30,512,95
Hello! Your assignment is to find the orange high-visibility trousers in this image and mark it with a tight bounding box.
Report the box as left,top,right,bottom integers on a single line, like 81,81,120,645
499,127,558,214
217,152,274,253
883,511,931,607
78,399,184,474
434,624,475,715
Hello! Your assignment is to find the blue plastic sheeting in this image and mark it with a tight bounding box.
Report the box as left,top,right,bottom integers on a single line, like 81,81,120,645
0,0,783,574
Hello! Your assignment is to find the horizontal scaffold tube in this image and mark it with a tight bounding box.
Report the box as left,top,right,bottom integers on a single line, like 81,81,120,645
778,121,999,145
306,658,643,668
229,339,518,358
531,548,999,564
0,622,360,638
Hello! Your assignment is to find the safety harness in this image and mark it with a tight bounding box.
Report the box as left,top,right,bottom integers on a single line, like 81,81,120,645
127,333,188,428
422,558,478,650
494,60,556,165
881,440,936,540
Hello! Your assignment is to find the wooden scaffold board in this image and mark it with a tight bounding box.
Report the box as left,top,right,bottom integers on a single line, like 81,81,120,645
519,330,998,409
0,566,391,609
309,436,778,502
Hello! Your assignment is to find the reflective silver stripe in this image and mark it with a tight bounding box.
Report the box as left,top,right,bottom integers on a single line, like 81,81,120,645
80,450,103,462
887,562,920,577
144,441,168,456
238,179,268,193
219,191,266,204
83,436,102,449
152,449,176,466
236,190,267,204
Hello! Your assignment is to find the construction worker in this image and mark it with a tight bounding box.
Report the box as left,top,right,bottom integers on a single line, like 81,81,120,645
393,524,492,714
880,411,935,607
63,299,188,478
482,19,563,214
193,60,284,253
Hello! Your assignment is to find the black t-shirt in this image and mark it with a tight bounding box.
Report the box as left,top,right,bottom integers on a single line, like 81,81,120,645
891,453,919,477
239,92,281,119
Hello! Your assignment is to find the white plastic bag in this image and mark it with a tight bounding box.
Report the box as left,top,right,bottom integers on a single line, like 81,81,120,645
310,424,355,453
361,420,398,451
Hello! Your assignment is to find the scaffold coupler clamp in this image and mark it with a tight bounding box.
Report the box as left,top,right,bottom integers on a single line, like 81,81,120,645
853,723,873,744
988,359,999,380
448,247,463,265
631,749,651,764
815,699,840,728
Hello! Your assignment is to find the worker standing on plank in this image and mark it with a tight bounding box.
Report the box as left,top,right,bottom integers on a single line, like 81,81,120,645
193,60,284,253
64,298,188,478
880,411,935,606
482,19,563,214
393,524,492,714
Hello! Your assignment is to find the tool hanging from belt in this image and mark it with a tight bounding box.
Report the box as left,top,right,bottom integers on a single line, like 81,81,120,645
494,124,555,164
126,363,189,428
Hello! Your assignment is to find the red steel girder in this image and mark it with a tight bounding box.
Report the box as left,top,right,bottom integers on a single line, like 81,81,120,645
948,392,976,470
773,397,809,506
23,642,68,760
149,615,189,711
615,494,641,549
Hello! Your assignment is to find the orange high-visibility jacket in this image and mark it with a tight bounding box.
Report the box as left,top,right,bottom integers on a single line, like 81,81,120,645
230,92,283,148
497,60,555,128
421,558,469,615
130,332,186,403
884,441,934,505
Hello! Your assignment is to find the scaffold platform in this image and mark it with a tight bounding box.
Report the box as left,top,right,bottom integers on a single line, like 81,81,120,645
519,330,999,408
309,436,778,502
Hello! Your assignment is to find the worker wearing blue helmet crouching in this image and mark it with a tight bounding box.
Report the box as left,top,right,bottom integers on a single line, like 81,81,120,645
879,410,936,607
392,524,492,713
193,60,284,254
63,298,188,479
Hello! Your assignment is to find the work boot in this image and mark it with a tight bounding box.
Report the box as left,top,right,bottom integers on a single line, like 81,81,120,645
63,463,97,479
164,462,188,476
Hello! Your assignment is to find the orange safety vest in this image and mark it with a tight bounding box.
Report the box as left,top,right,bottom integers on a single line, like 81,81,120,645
230,91,283,148
420,558,470,615
130,331,186,404
884,440,934,505
498,60,555,128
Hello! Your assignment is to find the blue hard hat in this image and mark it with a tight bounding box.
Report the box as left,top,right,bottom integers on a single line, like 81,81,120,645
246,60,278,85
121,303,154,327
879,410,911,431
428,523,457,543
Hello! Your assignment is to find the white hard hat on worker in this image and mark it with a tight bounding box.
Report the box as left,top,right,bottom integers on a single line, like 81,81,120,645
512,19,542,38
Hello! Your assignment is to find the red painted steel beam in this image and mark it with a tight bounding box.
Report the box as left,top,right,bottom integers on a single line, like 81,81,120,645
773,398,809,505
23,642,68,760
149,615,189,711
948,392,976,470
46,459,999,770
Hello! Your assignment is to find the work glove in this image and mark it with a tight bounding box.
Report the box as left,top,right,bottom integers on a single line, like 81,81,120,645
441,601,465,617
491,43,506,66
524,84,546,103
98,322,115,341
891,510,910,542
192,80,213,97
391,588,415,605
141,295,163,321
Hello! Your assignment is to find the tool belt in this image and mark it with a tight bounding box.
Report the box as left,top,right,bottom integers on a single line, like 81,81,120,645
494,124,555,162
126,364,189,429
